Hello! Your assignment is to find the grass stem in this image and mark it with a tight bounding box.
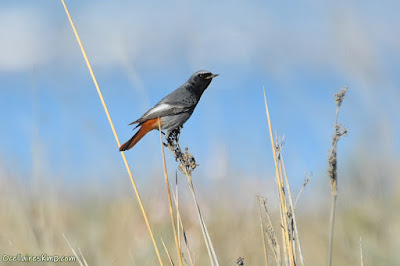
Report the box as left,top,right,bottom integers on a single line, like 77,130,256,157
258,201,269,266
328,87,348,266
184,171,219,266
63,234,85,266
159,125,184,266
161,238,175,266
60,1,163,264
263,87,295,266
281,154,305,266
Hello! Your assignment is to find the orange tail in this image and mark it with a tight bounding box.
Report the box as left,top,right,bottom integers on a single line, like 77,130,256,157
119,118,161,151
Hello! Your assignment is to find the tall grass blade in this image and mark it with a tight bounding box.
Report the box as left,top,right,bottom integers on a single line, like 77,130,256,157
258,200,269,266
263,87,295,266
60,1,163,264
328,87,348,266
185,173,218,266
281,154,305,266
161,238,175,266
78,248,89,266
159,125,184,266
258,196,281,266
172,188,195,266
63,234,85,266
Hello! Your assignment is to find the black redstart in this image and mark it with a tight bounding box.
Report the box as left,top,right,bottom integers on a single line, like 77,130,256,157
119,70,218,151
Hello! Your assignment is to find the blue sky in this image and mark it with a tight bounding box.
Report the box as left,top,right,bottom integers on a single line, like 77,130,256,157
1,1,399,189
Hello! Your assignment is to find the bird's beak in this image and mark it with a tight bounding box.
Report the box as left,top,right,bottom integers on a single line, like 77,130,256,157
205,73,219,79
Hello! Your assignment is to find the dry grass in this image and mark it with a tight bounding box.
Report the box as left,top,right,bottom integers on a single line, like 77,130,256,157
164,128,219,265
328,87,348,266
258,196,281,266
159,124,184,266
63,234,88,266
1,164,399,265
258,198,269,266
263,87,296,266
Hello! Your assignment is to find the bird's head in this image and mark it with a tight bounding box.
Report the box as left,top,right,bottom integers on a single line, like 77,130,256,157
191,70,219,82
188,70,219,96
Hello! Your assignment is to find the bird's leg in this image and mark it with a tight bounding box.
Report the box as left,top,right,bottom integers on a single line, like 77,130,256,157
164,130,177,147
164,127,182,153
165,128,180,144
175,128,181,146
165,131,172,144
162,131,168,147
173,128,181,146
163,126,198,174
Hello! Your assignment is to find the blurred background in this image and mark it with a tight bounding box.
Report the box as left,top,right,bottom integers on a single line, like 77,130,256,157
1,0,399,265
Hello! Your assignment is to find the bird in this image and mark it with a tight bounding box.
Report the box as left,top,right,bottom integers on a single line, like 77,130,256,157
119,70,218,151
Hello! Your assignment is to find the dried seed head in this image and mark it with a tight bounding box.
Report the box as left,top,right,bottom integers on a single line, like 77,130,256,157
335,86,348,107
257,196,280,262
328,87,348,194
165,128,198,175
236,257,245,265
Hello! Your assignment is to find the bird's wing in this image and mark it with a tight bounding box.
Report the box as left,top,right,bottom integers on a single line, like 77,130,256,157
129,102,194,125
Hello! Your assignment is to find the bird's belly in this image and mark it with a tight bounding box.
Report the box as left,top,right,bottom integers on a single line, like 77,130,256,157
160,112,193,131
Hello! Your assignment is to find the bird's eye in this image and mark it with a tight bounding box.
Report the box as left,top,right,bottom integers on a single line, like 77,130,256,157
199,74,204,78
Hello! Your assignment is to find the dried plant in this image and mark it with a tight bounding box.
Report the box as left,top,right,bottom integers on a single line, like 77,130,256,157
258,196,281,266
63,234,88,266
236,257,245,266
165,128,198,176
258,198,269,266
161,238,175,266
294,171,312,210
263,87,296,266
328,87,348,194
159,126,184,266
280,152,305,266
328,86,348,266
164,127,218,266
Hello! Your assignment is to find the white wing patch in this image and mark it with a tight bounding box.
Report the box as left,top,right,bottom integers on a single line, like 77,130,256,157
146,103,173,116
